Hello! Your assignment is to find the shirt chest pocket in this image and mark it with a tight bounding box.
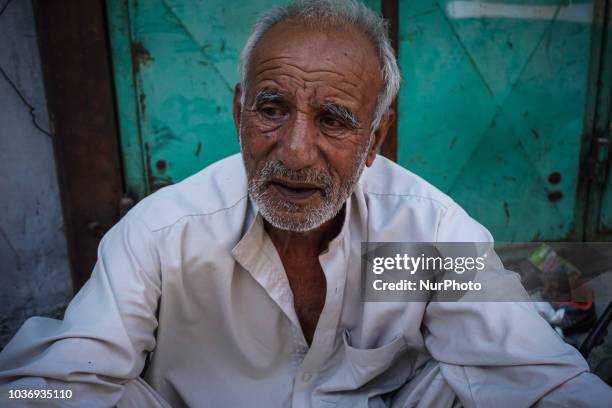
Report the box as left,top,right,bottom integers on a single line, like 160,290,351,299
315,329,409,405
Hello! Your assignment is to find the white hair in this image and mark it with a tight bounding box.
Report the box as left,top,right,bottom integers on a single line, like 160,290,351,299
238,0,400,131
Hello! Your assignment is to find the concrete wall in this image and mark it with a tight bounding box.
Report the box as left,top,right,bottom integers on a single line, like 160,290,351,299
0,0,72,349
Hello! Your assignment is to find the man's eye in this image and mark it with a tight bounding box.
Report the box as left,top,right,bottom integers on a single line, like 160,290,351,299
320,116,343,128
259,106,286,120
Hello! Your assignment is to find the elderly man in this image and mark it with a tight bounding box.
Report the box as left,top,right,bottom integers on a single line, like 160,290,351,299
1,0,611,407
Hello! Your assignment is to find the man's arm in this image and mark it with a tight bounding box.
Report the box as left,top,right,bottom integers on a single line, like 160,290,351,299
0,213,167,407
425,203,612,407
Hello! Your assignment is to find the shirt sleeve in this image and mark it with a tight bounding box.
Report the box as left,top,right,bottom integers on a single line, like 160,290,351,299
424,203,612,407
0,213,166,407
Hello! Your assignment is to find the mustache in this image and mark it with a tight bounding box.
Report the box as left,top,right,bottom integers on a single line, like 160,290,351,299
255,161,333,192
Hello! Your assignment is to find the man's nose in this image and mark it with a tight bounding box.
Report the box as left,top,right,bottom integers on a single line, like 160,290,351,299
276,115,319,170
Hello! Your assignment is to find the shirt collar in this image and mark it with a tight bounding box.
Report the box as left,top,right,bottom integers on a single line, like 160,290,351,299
231,194,353,348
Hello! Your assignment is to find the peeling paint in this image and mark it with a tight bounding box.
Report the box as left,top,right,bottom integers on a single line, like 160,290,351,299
503,201,510,224
548,191,564,202
156,159,167,172
138,90,146,115
548,171,561,184
130,40,153,72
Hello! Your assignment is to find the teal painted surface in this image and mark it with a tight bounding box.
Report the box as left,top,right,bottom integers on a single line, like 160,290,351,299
106,0,148,199
398,1,595,241
107,0,380,197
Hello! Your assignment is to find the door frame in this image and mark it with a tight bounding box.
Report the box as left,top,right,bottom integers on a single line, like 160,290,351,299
575,0,612,241
33,0,124,291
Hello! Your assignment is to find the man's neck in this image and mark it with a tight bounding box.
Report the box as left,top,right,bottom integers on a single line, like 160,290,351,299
264,205,346,258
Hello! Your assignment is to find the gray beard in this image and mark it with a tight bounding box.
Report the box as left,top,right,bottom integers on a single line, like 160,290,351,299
239,132,372,232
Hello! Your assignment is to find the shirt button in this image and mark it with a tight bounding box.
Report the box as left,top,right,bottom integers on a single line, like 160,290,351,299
301,372,312,382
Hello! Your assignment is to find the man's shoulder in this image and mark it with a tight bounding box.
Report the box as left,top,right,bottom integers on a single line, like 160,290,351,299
360,155,454,210
359,155,492,242
127,154,248,232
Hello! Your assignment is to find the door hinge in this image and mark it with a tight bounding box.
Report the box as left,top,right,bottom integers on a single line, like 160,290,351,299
587,136,611,184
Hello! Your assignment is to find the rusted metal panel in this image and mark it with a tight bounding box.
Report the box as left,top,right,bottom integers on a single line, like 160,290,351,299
398,0,598,241
33,0,124,291
106,0,149,200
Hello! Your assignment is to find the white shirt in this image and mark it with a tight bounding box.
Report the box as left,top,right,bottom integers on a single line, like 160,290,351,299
0,154,610,407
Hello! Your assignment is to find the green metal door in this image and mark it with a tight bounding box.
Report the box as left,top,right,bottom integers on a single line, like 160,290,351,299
397,0,609,241
107,0,611,242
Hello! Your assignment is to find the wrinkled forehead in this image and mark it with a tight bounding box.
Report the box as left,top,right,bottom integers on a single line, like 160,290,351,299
246,20,382,110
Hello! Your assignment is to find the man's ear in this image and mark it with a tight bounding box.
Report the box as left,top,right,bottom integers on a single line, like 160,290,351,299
233,84,242,137
366,109,394,167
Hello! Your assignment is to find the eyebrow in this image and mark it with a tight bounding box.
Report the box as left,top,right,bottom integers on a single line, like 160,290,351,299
320,102,360,129
250,89,285,110
250,90,361,129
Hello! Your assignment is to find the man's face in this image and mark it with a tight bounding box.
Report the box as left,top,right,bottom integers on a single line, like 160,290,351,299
234,21,387,232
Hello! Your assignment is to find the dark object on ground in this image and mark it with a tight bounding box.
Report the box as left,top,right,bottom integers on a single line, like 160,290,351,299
557,299,597,334
594,358,612,387
581,302,612,358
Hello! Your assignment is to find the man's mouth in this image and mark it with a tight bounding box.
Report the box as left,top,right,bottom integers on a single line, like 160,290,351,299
269,179,323,202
